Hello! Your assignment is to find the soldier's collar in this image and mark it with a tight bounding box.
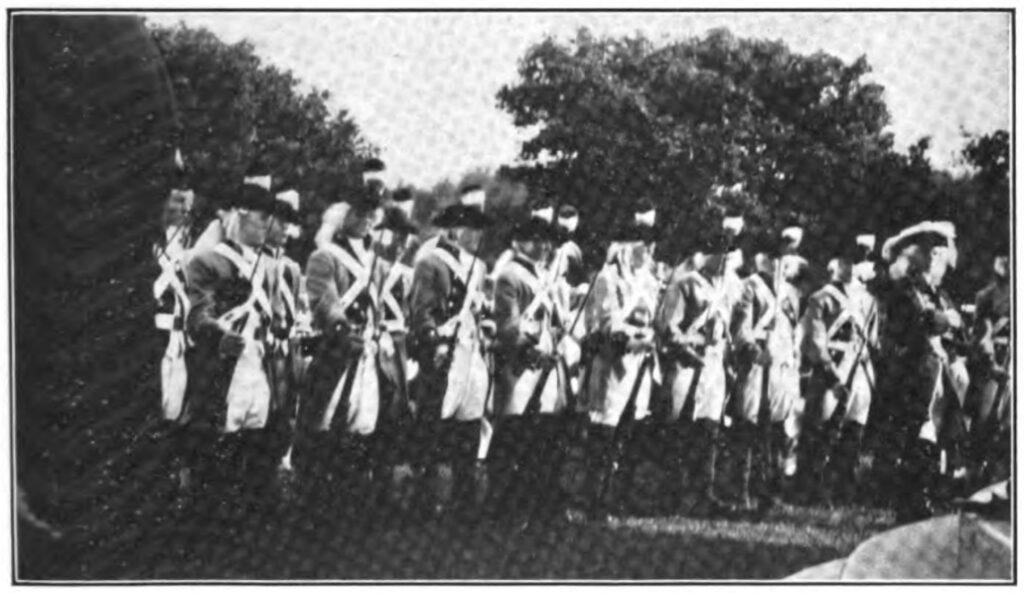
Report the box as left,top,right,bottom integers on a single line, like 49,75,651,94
512,253,541,277
437,236,463,259
224,238,258,261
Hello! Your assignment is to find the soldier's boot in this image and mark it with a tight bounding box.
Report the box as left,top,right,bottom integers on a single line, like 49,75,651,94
800,425,833,506
896,439,940,524
483,455,515,524
585,428,616,523
664,420,692,512
451,455,479,524
764,421,790,505
833,422,865,506
691,419,730,518
734,421,758,512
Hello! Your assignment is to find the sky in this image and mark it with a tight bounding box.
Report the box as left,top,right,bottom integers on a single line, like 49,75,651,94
144,11,1011,188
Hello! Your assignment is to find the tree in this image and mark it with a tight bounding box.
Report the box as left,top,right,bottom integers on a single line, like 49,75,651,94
148,22,374,261
498,27,902,263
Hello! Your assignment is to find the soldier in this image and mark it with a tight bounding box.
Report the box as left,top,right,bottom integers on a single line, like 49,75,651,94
655,217,744,517
182,174,278,510
314,158,388,250
154,182,196,424
799,242,878,506
408,189,493,521
965,249,1010,485
264,186,310,475
730,231,806,512
413,184,487,266
550,205,588,420
878,221,966,522
153,172,196,492
189,166,271,256
486,213,569,528
296,187,386,517
582,204,661,521
368,199,420,513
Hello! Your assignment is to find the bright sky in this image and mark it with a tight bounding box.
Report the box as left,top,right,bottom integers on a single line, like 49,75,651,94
144,11,1011,188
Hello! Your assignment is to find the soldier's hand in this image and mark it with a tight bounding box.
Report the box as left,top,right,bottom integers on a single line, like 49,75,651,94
755,348,772,367
271,321,290,341
945,309,964,330
831,382,850,406
218,331,246,359
433,344,451,368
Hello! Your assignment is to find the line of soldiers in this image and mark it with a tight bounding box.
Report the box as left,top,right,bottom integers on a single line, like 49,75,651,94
152,158,1011,529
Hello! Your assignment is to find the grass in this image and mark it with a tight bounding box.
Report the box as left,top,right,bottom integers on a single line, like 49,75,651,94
17,428,897,581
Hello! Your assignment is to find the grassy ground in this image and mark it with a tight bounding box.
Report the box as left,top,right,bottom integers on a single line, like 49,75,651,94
17,425,897,581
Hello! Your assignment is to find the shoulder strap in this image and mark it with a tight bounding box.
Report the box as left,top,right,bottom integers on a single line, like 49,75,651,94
432,246,470,286
322,242,377,313
821,284,857,341
750,273,777,339
380,261,411,327
679,274,713,338
517,261,554,319
213,247,272,335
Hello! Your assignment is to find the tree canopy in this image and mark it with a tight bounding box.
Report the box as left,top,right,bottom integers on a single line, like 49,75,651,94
149,21,375,259
497,27,1009,296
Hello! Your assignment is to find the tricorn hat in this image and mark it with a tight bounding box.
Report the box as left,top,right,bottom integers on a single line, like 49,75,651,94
510,214,561,242
432,203,494,229
349,183,386,213
234,164,276,213
273,189,301,225
375,205,419,235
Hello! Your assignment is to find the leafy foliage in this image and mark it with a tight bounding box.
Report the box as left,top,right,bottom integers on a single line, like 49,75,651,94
497,27,1009,295
148,22,375,260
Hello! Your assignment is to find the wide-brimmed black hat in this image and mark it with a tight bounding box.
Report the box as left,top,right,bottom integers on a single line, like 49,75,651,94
432,203,494,229
234,174,276,214
349,184,385,213
272,189,301,224
375,205,419,235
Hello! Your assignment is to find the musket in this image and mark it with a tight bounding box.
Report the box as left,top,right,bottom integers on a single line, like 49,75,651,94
819,299,877,484
524,256,601,415
329,229,385,419
597,222,742,507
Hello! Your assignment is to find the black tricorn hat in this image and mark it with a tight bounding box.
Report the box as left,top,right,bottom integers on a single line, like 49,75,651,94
432,203,494,229
272,189,301,224
612,219,661,243
375,206,419,235
234,164,276,213
510,215,561,242
362,157,386,174
392,187,414,203
349,184,385,213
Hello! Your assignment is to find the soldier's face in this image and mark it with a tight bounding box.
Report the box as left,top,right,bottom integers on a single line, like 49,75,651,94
994,256,1009,279
266,218,288,248
237,209,271,247
454,227,483,252
164,196,187,227
928,246,951,280
519,239,551,263
624,242,646,268
344,207,381,238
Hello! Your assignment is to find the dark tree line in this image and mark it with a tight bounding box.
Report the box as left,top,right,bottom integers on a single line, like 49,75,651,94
493,27,1009,298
